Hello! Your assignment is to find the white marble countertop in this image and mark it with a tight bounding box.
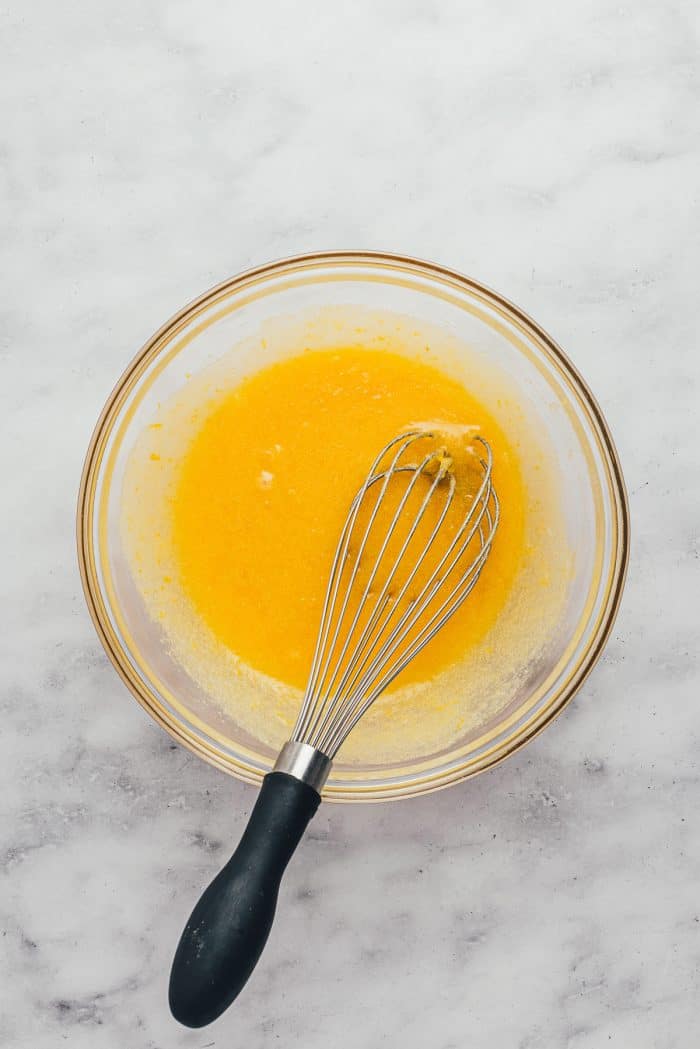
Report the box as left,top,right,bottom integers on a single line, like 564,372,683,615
2,1,699,1046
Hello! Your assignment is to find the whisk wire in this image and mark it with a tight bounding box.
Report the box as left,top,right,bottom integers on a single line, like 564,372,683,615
300,432,426,742
306,450,453,748
336,443,495,709
292,431,499,759
313,451,436,706
320,465,456,720
322,473,499,754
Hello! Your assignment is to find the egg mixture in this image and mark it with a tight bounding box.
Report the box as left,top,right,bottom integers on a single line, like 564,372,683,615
121,319,568,765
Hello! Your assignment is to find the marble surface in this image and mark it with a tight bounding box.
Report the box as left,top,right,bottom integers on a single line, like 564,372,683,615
2,1,699,1045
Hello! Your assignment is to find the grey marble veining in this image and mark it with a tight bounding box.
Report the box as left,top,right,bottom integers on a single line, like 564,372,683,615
1,1,699,1046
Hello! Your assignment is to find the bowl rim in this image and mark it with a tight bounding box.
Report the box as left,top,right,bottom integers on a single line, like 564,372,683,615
77,250,630,802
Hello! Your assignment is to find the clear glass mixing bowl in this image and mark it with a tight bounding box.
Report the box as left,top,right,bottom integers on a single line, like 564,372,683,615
77,252,629,801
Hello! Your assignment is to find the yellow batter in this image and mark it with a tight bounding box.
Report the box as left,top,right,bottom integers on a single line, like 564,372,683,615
121,312,569,766
171,348,526,693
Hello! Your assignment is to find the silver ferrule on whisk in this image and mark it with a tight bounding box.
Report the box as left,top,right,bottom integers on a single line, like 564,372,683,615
272,741,332,793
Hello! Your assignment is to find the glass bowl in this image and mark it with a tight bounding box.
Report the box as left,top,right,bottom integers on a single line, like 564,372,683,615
77,251,629,801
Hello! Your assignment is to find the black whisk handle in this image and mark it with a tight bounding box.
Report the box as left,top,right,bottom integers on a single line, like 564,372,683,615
169,772,321,1028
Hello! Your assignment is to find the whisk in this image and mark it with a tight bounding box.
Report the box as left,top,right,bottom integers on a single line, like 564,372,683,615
169,430,499,1028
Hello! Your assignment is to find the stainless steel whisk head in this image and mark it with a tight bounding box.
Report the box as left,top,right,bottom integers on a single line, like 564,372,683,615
283,429,499,773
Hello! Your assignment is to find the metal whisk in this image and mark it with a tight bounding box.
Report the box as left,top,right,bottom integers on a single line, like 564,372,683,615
170,431,499,1028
